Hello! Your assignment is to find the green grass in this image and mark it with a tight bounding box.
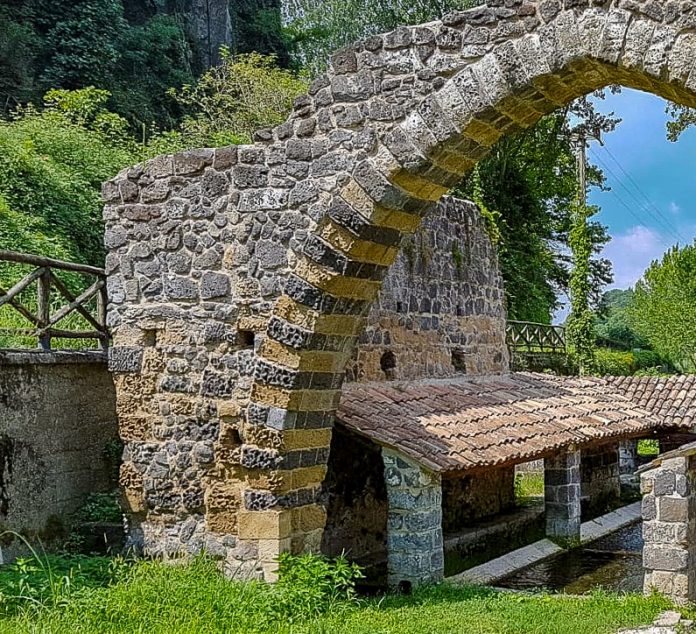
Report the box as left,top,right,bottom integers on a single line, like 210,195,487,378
638,440,660,457
0,554,682,634
515,472,544,505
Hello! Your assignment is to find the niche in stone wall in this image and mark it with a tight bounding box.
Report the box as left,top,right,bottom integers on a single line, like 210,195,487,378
380,351,396,380
237,330,255,350
451,349,467,374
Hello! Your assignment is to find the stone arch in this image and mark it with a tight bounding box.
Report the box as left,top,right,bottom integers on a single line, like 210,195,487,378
104,1,696,579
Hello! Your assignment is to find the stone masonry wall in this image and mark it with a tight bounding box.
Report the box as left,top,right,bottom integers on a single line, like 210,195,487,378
348,196,508,383
383,448,443,588
642,454,696,604
581,442,621,518
441,467,515,532
0,351,119,561
104,0,696,577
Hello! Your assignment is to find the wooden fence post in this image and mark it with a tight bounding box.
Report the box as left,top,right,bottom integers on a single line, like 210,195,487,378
37,269,51,351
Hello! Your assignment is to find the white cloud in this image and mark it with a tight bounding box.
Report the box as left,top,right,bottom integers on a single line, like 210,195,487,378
602,225,668,289
669,201,681,215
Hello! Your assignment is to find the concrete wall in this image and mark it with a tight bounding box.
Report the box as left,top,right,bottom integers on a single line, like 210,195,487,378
0,351,119,560
442,467,516,533
348,197,508,382
581,443,620,518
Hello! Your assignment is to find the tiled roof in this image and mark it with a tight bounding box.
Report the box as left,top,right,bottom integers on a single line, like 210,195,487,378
336,373,685,473
607,375,696,429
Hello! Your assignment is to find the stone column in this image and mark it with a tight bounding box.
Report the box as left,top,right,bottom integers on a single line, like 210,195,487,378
544,447,581,546
619,440,638,475
383,449,443,590
642,455,696,604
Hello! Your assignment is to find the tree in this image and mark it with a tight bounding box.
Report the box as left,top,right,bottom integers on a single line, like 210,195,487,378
665,103,696,142
567,201,599,375
33,0,128,92
156,50,308,150
630,243,696,372
0,4,38,113
456,105,614,323
595,289,648,349
0,88,137,266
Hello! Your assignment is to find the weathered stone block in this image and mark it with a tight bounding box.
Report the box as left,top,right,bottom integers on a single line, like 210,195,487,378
659,496,688,523
643,545,689,572
108,346,144,373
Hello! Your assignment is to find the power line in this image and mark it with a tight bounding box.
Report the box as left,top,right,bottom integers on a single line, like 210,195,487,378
601,145,687,243
588,149,678,251
588,148,685,247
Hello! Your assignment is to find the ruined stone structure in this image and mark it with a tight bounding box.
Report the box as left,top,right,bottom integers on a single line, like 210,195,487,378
0,351,119,561
640,443,696,605
103,0,696,579
350,196,507,382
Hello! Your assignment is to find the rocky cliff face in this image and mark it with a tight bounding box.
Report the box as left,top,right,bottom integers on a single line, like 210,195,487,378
122,0,232,69
189,0,233,67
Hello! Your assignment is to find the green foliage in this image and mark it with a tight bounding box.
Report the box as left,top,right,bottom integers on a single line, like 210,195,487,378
630,243,696,372
106,14,195,130
0,553,677,633
567,202,599,375
0,537,120,616
595,289,648,350
0,6,38,112
286,0,481,76
638,439,659,457
34,0,127,92
231,1,293,67
514,472,544,504
275,553,364,620
0,1,195,129
0,87,137,266
457,110,613,324
594,349,669,377
470,166,502,245
665,103,696,142
158,50,308,150
73,493,122,525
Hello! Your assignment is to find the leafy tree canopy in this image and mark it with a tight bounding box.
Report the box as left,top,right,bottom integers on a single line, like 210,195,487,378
629,243,696,372
594,289,648,349
0,88,137,265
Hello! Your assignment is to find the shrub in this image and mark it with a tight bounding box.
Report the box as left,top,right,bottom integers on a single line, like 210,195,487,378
274,552,363,621
594,348,672,376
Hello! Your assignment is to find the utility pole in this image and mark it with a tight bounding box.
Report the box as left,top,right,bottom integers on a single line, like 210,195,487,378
568,128,601,376
576,130,588,207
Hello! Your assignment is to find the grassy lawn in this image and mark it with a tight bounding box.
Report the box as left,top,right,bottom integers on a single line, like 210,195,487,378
515,471,545,505
0,555,681,634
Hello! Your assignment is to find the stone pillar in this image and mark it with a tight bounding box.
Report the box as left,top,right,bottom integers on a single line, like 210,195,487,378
619,440,638,475
544,447,581,546
642,455,696,604
383,449,443,589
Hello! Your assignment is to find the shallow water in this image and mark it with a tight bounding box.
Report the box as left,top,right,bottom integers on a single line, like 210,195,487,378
496,523,643,594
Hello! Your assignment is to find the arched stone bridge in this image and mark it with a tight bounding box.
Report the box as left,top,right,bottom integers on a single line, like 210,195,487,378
103,0,696,580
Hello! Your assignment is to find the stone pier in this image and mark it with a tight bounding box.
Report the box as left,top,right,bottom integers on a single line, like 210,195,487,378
544,448,581,545
383,449,443,590
619,440,639,475
641,451,696,604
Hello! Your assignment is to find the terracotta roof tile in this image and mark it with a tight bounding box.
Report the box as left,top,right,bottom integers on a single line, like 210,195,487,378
336,373,692,473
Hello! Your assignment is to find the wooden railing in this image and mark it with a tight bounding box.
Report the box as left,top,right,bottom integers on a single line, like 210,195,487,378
0,250,108,351
506,320,566,354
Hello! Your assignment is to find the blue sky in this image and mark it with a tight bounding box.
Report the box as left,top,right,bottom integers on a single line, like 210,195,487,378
553,88,696,321
588,88,696,288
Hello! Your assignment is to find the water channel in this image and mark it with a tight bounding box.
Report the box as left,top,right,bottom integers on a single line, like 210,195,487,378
496,523,643,594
